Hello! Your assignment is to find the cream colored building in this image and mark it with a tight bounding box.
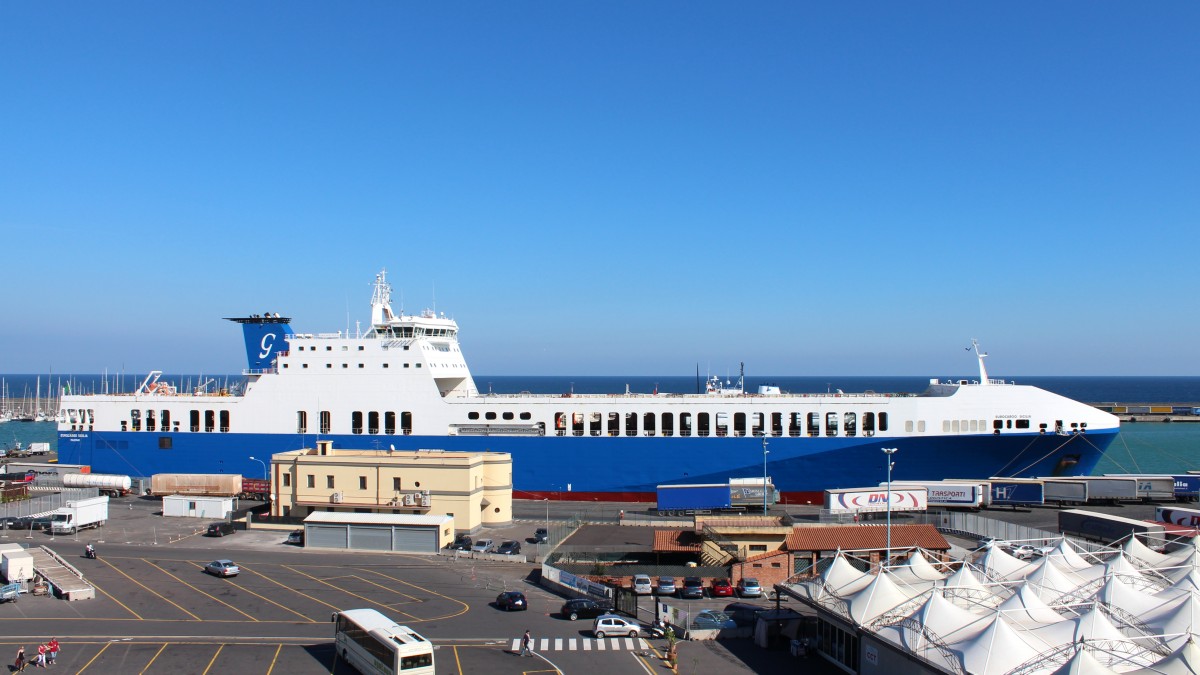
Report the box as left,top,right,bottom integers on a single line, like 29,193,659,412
269,440,512,533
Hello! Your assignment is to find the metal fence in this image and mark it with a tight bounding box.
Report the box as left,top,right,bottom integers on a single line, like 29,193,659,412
0,487,100,520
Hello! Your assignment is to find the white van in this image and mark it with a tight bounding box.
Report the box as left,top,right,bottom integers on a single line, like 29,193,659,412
632,574,653,595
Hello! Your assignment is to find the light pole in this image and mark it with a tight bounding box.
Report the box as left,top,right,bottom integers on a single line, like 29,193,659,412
882,447,898,567
543,498,550,551
762,437,770,513
249,456,268,480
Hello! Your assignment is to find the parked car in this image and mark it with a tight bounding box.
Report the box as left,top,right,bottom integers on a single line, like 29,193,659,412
977,536,1002,550
593,614,643,638
495,591,527,611
1033,545,1057,558
11,516,53,531
656,576,677,596
561,598,612,621
724,602,767,628
204,559,240,577
534,528,549,543
471,538,494,553
709,579,734,598
690,609,736,630
286,529,304,545
680,576,705,599
736,578,762,598
496,540,522,555
448,534,472,551
632,574,653,595
1006,544,1037,560
206,521,235,537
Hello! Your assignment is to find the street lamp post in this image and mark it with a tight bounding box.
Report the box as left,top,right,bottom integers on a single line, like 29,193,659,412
249,456,268,480
543,498,550,552
762,437,770,514
882,447,898,567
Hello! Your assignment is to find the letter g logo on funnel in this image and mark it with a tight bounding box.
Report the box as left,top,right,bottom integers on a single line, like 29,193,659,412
259,333,276,359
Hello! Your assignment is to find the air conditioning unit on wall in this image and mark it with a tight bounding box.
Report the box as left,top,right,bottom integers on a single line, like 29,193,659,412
331,492,343,504
403,493,415,506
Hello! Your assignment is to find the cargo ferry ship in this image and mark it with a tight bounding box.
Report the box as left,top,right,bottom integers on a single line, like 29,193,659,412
56,271,1119,501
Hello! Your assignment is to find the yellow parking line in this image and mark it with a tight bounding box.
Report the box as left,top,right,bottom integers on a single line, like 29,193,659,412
346,574,422,604
105,557,200,620
89,578,145,620
230,562,333,618
265,643,283,675
201,644,224,674
139,643,168,675
453,645,463,674
75,641,112,673
143,559,259,622
355,567,470,622
203,565,316,623
275,565,357,611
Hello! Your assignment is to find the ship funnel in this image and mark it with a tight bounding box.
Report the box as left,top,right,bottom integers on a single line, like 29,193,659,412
226,315,294,371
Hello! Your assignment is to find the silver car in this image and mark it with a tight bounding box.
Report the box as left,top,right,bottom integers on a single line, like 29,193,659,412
204,559,240,577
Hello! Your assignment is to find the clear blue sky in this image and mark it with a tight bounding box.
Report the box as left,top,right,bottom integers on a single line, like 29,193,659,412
2,3,1197,376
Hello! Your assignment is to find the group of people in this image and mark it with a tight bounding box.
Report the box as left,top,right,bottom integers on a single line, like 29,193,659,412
13,639,58,671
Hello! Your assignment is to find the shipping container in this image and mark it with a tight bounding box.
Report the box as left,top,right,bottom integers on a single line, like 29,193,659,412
885,481,983,508
1037,479,1089,504
1102,474,1176,501
1058,509,1165,544
1149,406,1174,414
656,479,776,514
824,487,928,515
983,478,1046,507
151,473,243,497
1155,506,1200,528
1172,475,1200,502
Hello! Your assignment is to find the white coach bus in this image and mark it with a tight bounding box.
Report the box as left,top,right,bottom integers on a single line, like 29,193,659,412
332,608,434,674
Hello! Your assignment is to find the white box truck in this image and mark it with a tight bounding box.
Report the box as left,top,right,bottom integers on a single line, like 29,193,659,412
50,496,109,535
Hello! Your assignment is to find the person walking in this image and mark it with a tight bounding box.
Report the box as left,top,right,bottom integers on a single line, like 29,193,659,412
520,630,533,657
14,645,25,672
47,639,59,666
35,643,46,668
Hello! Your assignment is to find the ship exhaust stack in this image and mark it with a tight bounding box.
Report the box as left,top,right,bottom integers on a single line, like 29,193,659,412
226,315,294,371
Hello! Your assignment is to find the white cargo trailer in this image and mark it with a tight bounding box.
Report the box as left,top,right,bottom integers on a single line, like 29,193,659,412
63,473,132,497
1038,479,1089,504
825,487,927,515
50,496,109,534
1103,474,1177,501
885,481,984,508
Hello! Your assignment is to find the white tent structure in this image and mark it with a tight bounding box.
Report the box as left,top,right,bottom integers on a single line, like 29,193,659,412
782,533,1200,675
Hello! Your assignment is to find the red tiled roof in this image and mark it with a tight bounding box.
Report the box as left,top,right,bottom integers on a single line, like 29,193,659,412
784,524,949,552
653,529,703,553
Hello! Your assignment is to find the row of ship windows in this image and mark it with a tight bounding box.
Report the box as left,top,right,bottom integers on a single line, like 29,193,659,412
297,411,415,435
118,409,229,433
550,411,891,438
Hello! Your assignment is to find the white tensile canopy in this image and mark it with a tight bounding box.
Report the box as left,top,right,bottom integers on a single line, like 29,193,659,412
1042,536,1099,572
1143,592,1200,650
875,589,992,653
887,548,949,584
996,583,1069,627
1097,573,1170,619
1049,647,1121,675
822,552,875,596
950,612,1041,675
1024,556,1090,602
847,570,919,625
1124,536,1172,567
1127,637,1200,675
979,544,1035,581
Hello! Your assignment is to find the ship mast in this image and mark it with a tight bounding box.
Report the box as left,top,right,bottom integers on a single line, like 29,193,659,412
971,339,990,386
370,269,394,327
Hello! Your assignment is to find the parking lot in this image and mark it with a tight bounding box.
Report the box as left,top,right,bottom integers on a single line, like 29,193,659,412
0,495,816,674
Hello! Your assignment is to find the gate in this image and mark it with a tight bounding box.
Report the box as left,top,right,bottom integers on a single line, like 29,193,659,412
612,586,639,618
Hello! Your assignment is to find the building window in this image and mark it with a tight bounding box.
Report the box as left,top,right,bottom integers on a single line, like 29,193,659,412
359,476,367,490
307,475,315,488
393,477,401,491
283,474,291,487
327,476,335,489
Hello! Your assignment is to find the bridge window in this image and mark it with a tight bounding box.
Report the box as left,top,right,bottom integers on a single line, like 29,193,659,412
807,413,820,437
589,412,601,436
161,410,171,430
146,409,156,432
130,409,142,432
789,413,803,437
368,411,380,434
751,412,764,436
844,412,856,437
661,412,674,437
204,410,215,432
642,412,655,436
679,413,692,437
825,413,838,437
697,412,710,437
385,412,396,435
879,413,888,431
608,412,620,436
733,413,746,437
401,411,412,434
220,410,230,432
863,413,875,434
320,411,331,434
625,412,637,436
190,410,200,432
297,411,307,433
352,411,364,434
771,413,783,437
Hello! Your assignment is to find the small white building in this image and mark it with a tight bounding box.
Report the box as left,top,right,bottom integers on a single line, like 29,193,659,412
162,495,234,519
0,544,33,582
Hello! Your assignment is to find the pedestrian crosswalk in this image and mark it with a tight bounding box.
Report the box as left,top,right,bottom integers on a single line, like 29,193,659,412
510,636,652,652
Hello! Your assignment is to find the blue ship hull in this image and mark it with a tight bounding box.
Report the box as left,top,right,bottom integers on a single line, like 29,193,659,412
58,429,1116,497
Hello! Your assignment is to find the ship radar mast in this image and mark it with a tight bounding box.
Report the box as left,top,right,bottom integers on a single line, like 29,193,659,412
370,269,395,326
971,339,990,386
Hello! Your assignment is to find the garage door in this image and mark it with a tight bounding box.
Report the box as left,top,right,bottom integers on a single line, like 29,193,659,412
349,525,393,551
306,524,348,549
393,526,437,553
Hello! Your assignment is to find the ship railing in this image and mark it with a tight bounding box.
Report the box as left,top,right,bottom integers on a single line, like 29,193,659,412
241,368,277,375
